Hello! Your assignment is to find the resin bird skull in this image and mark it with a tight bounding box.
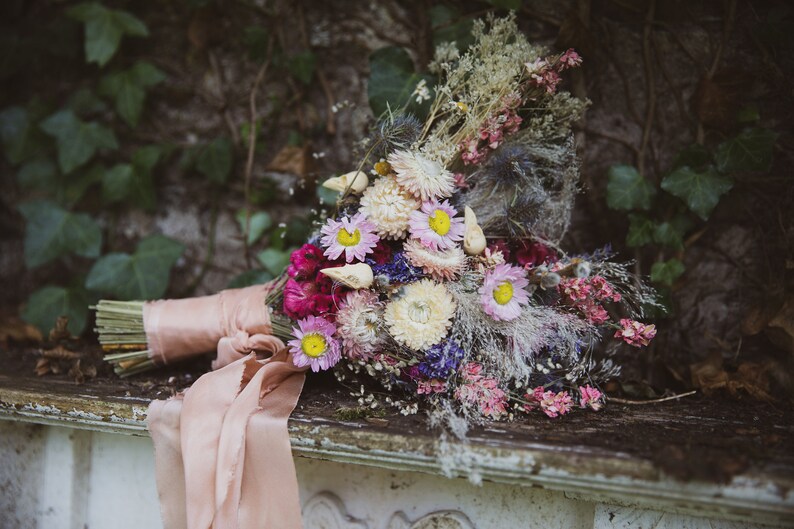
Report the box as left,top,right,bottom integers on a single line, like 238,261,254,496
322,171,369,194
320,263,374,289
463,206,487,255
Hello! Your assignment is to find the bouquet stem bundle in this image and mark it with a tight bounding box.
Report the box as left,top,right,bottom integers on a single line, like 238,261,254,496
92,300,154,377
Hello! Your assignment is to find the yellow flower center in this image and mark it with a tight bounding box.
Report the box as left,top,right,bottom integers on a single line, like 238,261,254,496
374,161,392,176
428,209,451,236
493,281,514,305
456,101,469,113
301,333,327,358
336,228,362,247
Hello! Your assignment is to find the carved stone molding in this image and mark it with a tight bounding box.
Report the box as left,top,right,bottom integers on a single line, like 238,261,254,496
302,492,368,529
302,492,476,529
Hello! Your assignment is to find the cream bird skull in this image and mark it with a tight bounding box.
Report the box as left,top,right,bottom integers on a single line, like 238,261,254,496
322,170,369,194
319,263,374,289
463,206,487,255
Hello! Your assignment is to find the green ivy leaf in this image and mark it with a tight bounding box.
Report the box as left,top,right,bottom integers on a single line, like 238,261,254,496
650,258,685,287
17,159,58,190
99,61,166,127
653,215,692,250
59,163,105,206
101,163,135,203
85,235,184,299
67,2,149,67
67,88,108,117
626,214,655,247
22,285,91,336
236,210,272,245
736,104,760,124
287,51,316,85
39,109,118,174
606,165,656,211
227,269,274,289
0,106,48,165
715,128,777,173
257,248,291,275
661,166,733,220
430,5,474,49
368,46,434,120
196,137,233,183
18,200,102,268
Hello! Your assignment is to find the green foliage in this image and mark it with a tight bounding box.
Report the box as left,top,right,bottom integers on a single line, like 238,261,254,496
661,166,733,221
67,88,108,116
650,258,685,287
236,210,272,245
287,51,316,85
368,47,434,119
243,26,270,63
714,128,777,173
18,200,102,268
257,248,291,276
67,2,148,67
22,285,92,336
606,165,656,211
100,145,164,209
40,109,118,174
99,61,166,127
0,106,48,165
430,5,474,49
17,159,57,190
626,214,655,248
196,137,233,183
228,269,274,288
85,235,184,299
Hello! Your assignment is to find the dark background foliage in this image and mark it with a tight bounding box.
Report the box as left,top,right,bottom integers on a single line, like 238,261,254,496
0,0,791,399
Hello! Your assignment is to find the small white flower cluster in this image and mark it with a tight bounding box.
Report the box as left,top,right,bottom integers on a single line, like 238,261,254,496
412,79,432,104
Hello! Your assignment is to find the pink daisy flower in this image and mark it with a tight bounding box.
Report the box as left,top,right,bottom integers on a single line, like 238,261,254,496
320,212,380,263
287,315,341,372
479,263,531,321
408,199,465,251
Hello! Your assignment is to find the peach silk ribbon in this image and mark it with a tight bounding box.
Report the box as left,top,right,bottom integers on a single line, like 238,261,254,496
144,285,308,529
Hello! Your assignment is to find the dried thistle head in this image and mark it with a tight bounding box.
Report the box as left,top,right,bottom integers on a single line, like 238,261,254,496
368,113,423,160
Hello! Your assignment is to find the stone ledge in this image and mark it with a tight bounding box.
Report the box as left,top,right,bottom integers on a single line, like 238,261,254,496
0,374,792,527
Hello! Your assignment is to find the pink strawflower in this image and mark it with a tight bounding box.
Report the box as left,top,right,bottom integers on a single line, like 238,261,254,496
581,300,609,325
461,362,483,381
539,390,573,418
417,379,447,395
614,319,657,347
479,263,530,321
288,315,341,372
408,199,465,251
579,385,603,411
558,48,583,70
287,243,325,281
320,212,380,263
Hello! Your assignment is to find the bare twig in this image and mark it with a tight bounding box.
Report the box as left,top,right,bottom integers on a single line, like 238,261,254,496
638,0,657,180
242,39,274,268
297,5,336,135
609,390,697,405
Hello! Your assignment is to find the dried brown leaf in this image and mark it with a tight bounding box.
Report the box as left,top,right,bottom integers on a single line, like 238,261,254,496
0,316,43,345
266,145,311,179
48,316,72,342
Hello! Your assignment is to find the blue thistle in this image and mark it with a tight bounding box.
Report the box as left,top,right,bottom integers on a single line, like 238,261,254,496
370,251,424,284
418,340,465,380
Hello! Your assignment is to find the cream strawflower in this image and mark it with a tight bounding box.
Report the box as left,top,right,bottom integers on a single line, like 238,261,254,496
403,239,466,281
384,279,456,350
388,149,455,201
359,176,419,239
